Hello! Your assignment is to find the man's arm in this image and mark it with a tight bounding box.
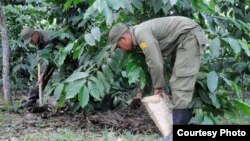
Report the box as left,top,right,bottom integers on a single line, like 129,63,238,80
136,30,166,94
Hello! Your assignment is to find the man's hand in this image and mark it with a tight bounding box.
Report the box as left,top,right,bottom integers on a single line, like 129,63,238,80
131,91,144,109
153,87,164,95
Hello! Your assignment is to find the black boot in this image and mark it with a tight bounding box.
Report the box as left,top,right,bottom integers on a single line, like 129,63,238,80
20,89,39,108
173,109,192,125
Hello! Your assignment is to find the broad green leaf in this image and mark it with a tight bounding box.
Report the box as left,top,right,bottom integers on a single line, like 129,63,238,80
84,33,95,46
162,0,169,5
106,0,124,10
169,0,178,5
228,18,241,30
54,83,64,100
102,65,114,83
210,38,220,58
126,61,137,73
58,50,67,66
93,0,104,13
233,100,250,116
64,42,74,53
103,0,113,26
88,80,101,101
65,80,84,99
202,115,214,125
64,0,73,11
207,71,218,92
209,92,220,108
73,0,81,5
139,69,146,89
89,76,105,98
162,2,172,15
78,85,89,108
83,6,96,20
106,58,116,70
132,0,143,9
93,51,108,64
123,0,134,14
223,37,241,54
97,71,111,94
72,102,80,113
91,27,101,41
65,72,89,82
153,0,164,14
238,40,250,57
127,66,140,84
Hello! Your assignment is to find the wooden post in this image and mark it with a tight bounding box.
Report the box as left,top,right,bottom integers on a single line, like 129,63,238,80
37,63,43,106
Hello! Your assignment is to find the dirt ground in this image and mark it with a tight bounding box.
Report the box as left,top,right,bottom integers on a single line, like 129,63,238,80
0,102,160,141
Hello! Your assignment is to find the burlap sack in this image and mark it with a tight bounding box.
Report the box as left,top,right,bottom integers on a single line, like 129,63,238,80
142,94,173,137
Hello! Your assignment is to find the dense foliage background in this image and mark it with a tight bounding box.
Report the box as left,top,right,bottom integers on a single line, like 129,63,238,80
1,0,250,124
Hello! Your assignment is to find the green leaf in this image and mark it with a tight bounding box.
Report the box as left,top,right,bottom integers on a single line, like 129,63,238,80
73,0,81,5
219,74,232,86
223,37,241,54
83,6,96,20
89,76,105,98
78,85,89,108
65,80,84,99
233,100,250,116
209,92,220,108
54,83,64,100
88,80,101,101
93,51,108,64
106,0,124,10
97,71,110,94
91,27,101,42
65,72,89,82
231,82,241,98
139,69,146,89
103,0,113,26
202,115,214,125
93,0,104,13
153,0,164,14
238,40,250,57
106,58,116,70
64,0,73,11
210,38,221,58
64,42,74,53
162,0,169,5
123,0,134,14
132,0,143,9
72,102,80,113
207,71,218,93
84,33,96,46
102,65,114,83
169,0,178,5
127,66,140,85
58,49,67,66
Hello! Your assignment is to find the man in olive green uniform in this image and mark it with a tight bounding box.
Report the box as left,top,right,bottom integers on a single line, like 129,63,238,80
109,16,208,125
20,27,63,107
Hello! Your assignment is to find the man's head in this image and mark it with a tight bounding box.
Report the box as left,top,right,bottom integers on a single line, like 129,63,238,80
20,27,40,45
109,23,133,52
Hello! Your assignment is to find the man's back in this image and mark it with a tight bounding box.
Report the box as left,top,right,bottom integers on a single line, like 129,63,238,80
133,16,199,55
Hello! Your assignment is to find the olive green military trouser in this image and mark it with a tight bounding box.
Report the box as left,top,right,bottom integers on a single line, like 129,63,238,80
170,27,207,109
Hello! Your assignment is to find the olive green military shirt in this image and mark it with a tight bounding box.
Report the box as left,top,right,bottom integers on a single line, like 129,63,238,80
130,16,206,88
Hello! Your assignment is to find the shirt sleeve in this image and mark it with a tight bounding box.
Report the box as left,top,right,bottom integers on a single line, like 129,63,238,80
136,30,166,88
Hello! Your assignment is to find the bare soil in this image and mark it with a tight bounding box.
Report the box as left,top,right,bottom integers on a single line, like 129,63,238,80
0,102,159,140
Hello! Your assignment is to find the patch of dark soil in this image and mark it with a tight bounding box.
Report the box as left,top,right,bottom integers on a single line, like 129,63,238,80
0,104,159,140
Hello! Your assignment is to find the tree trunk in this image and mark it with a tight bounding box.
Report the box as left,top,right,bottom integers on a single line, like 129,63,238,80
0,5,12,106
